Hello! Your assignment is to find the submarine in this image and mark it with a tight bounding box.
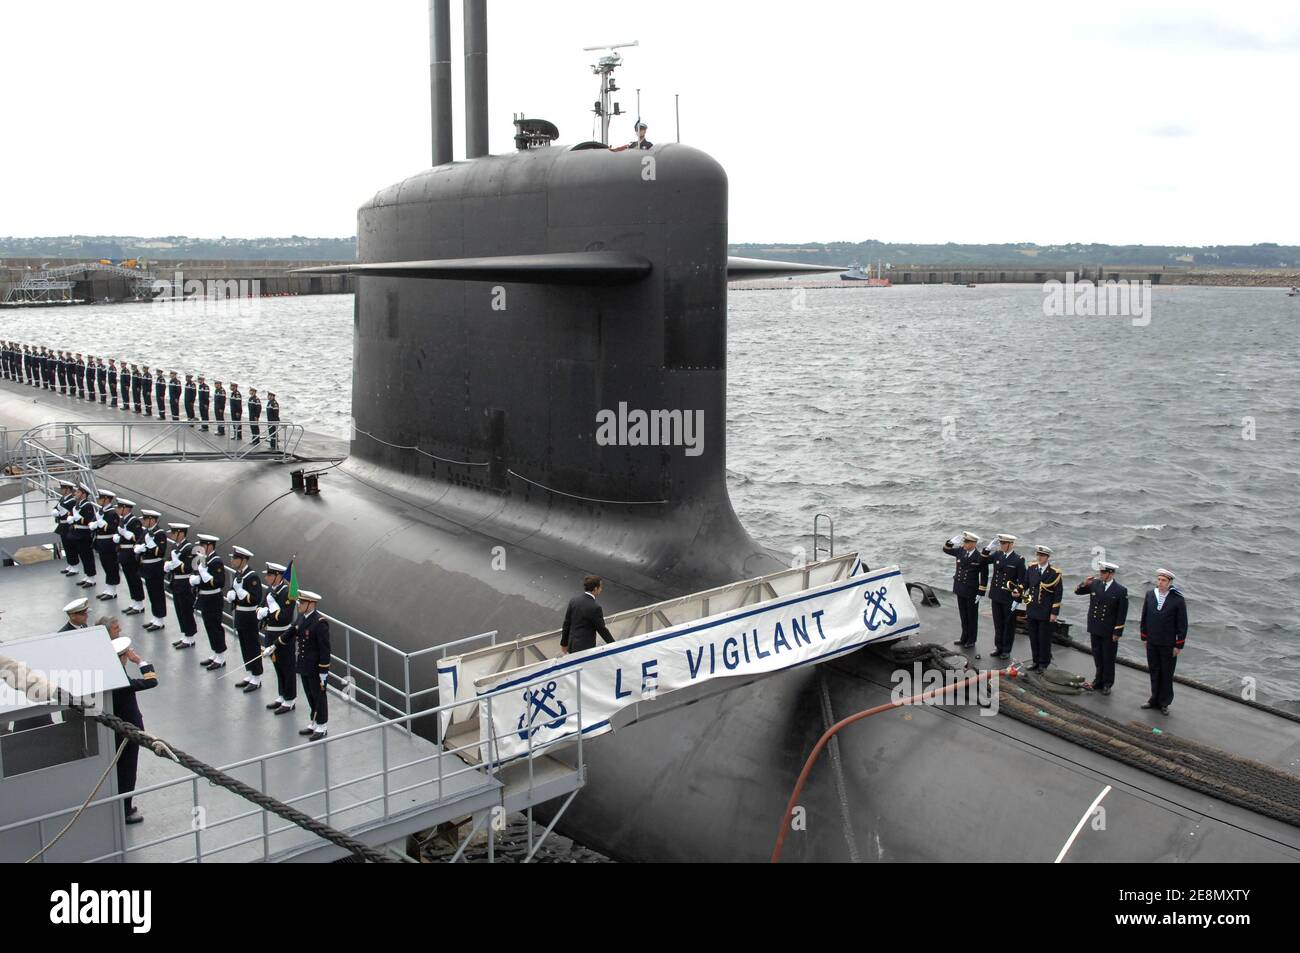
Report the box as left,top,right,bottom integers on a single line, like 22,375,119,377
3,0,1297,863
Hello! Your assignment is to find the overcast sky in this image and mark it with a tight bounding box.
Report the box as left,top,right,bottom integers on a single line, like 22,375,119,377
3,0,1298,245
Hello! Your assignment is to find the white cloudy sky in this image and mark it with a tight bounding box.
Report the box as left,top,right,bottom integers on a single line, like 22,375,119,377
3,0,1298,245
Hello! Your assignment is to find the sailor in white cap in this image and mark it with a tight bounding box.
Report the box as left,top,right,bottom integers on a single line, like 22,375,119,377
115,499,148,616
1140,569,1188,715
226,546,265,693
55,480,81,576
107,626,158,826
1074,561,1129,695
942,532,987,649
1014,546,1064,671
191,535,228,668
93,489,122,602
292,590,330,740
59,597,90,631
981,534,1025,660
259,561,297,714
164,523,200,649
135,510,169,632
67,483,100,589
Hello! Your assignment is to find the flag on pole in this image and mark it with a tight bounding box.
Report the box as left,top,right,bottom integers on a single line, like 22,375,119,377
286,559,299,601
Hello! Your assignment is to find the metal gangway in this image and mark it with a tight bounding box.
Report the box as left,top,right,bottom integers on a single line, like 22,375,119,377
3,262,156,304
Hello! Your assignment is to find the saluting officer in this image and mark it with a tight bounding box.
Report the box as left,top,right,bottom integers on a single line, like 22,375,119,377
167,371,182,420
54,480,81,577
291,591,330,740
92,489,122,602
192,535,228,670
164,523,199,650
67,483,99,589
183,373,197,422
197,376,211,431
213,380,227,436
1140,569,1188,715
266,392,281,451
226,546,264,693
115,498,148,616
1014,545,1063,672
259,562,297,714
942,531,987,648
133,509,169,631
229,383,243,440
248,387,262,445
981,533,1026,660
1074,561,1128,695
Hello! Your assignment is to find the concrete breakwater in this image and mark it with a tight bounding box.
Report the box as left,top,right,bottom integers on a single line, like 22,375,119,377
732,265,1300,290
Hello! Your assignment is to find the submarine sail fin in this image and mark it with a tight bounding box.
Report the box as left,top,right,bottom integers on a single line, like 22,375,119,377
293,251,652,286
726,257,846,281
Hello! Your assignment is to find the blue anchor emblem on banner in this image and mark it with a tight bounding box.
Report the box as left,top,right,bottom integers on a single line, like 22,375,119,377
863,587,898,631
516,681,570,741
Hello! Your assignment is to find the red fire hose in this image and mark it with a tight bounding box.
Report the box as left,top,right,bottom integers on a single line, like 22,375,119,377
771,665,1020,863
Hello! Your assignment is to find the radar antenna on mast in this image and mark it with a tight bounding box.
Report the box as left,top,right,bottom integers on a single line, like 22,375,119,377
584,40,639,145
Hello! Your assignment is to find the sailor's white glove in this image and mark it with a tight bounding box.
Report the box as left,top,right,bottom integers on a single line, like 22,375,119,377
94,518,107,530
133,544,146,554
52,506,63,517
320,673,329,686
199,568,213,584
164,557,182,571
256,607,269,620
261,644,276,659
188,574,201,587
265,593,279,613
224,590,236,604
234,585,247,601
63,515,77,525
948,534,963,548
119,528,134,541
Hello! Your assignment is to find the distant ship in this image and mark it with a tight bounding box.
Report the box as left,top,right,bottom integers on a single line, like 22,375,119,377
840,261,892,286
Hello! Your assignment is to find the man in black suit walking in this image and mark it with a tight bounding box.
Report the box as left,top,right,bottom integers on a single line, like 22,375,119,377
560,576,617,655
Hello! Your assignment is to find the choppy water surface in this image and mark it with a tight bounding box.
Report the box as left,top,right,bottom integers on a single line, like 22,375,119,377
7,285,1298,704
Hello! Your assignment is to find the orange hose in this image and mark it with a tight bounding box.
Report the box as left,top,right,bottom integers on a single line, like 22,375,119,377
770,665,1019,863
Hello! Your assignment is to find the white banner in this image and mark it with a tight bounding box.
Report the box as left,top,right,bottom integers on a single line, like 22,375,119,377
476,565,920,763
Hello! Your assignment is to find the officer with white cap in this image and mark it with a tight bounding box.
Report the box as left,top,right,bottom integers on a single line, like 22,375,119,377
1014,546,1064,671
115,499,148,616
55,480,81,577
59,597,90,631
226,546,264,692
191,535,228,668
981,533,1026,660
66,483,99,589
92,489,121,602
1140,569,1188,715
106,627,158,825
259,562,297,714
164,522,199,649
1074,561,1129,695
942,532,988,648
134,509,169,631
292,590,330,740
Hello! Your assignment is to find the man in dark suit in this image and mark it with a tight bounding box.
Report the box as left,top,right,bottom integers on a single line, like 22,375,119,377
290,591,331,741
942,532,987,648
1014,545,1063,672
1140,568,1188,715
560,576,617,654
104,624,158,825
981,533,1026,659
1074,561,1128,695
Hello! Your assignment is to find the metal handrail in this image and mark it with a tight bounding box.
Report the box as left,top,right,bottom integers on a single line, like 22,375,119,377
14,419,305,463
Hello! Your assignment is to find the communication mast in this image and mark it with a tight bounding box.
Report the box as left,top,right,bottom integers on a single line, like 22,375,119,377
584,40,639,145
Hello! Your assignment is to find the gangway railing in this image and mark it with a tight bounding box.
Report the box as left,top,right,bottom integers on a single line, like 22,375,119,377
15,419,304,464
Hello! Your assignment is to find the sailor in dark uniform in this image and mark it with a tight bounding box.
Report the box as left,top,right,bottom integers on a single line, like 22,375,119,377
1074,561,1128,695
168,371,182,420
60,597,91,632
152,367,165,418
291,590,330,740
183,373,197,422
55,350,67,394
163,523,199,650
107,630,158,825
54,480,81,577
107,358,119,407
85,354,96,401
560,576,617,654
67,483,99,589
1013,545,1063,671
97,357,109,403
609,120,653,151
92,489,121,602
248,387,263,445
258,562,297,714
197,376,211,431
229,383,243,440
226,546,264,692
1140,568,1188,715
942,532,987,647
133,509,168,631
115,499,148,616
128,364,142,413
213,380,227,436
119,360,131,411
192,535,228,670
141,365,155,416
981,533,1025,660
266,391,281,450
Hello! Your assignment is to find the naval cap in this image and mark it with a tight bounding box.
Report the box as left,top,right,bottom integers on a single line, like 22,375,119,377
1156,567,1176,580
97,490,117,500
197,533,220,544
141,509,161,519
265,561,287,574
116,498,137,508
111,636,132,655
58,480,76,489
998,534,1017,543
63,597,90,615
961,531,978,543
77,482,93,494
296,590,322,603
231,546,254,560
168,522,190,532
1035,545,1053,556
1099,561,1119,572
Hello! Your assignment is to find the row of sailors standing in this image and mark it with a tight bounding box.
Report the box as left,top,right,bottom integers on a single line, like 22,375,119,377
0,342,281,448
943,532,1189,715
54,482,333,740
